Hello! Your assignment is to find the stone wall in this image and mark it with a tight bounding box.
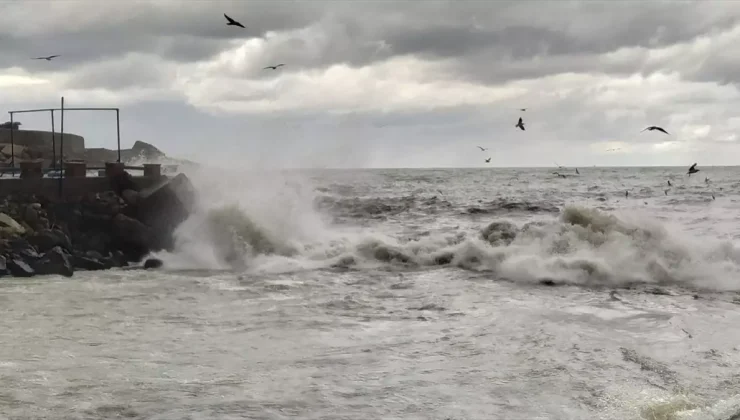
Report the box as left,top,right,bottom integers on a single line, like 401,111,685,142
0,176,163,199
0,129,85,155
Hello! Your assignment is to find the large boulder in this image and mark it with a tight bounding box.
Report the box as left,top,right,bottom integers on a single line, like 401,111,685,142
0,212,25,237
132,173,196,250
73,250,112,271
0,255,7,276
7,258,34,277
32,246,73,277
111,213,155,261
26,229,72,253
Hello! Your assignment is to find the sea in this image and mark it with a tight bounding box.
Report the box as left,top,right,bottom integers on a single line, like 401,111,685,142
2,166,740,420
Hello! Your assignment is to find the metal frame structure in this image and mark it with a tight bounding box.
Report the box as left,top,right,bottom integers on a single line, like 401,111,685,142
5,97,121,196
7,97,122,175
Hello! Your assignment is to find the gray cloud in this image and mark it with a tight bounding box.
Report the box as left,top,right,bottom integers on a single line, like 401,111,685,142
3,1,740,167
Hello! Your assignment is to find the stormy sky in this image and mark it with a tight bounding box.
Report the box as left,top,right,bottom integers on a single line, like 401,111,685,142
2,0,740,168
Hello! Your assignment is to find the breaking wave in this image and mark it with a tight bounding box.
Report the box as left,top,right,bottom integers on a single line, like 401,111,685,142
155,168,740,292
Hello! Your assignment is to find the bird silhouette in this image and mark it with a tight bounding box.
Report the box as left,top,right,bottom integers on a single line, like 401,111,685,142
520,108,526,111
641,126,669,135
667,180,672,186
264,64,285,70
575,168,580,175
687,163,699,176
33,55,59,61
224,13,245,28
515,117,525,131
477,146,489,152
485,158,491,163
664,189,669,196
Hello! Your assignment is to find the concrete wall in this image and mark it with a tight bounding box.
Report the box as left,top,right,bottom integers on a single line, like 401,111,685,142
0,176,163,199
0,129,85,155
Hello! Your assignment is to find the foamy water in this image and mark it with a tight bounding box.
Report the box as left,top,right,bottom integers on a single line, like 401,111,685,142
2,166,740,419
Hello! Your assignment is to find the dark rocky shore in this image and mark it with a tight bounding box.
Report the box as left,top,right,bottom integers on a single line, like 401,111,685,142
0,171,195,278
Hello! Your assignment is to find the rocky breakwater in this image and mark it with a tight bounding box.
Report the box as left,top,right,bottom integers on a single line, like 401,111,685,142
0,171,196,277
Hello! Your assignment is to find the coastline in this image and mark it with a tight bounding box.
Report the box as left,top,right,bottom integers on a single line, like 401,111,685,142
0,170,195,277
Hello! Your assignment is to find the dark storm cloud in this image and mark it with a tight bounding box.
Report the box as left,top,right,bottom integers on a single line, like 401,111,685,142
3,1,739,79
0,0,325,69
2,0,740,110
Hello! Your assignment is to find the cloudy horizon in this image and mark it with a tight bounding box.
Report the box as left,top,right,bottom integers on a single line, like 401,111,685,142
2,0,740,168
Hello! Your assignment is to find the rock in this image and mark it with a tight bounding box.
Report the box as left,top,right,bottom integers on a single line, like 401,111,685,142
121,189,140,205
7,258,34,277
33,246,74,277
0,213,25,235
131,140,165,159
134,173,196,251
0,255,7,276
27,229,72,253
111,213,154,261
73,253,110,271
23,205,40,227
481,221,519,245
143,258,163,269
109,171,140,197
107,250,127,268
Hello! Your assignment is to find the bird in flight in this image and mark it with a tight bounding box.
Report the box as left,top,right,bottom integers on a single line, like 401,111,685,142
264,64,285,70
664,189,669,196
224,13,245,28
33,55,59,61
667,180,672,187
477,146,488,151
520,108,526,111
515,117,525,131
485,158,491,163
687,163,699,176
641,126,669,135
575,168,580,175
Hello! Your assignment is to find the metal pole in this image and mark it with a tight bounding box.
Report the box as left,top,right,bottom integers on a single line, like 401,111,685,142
59,97,64,197
116,109,121,162
9,112,14,178
50,110,56,173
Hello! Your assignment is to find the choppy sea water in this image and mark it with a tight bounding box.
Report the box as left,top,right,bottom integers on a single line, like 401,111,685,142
2,166,740,420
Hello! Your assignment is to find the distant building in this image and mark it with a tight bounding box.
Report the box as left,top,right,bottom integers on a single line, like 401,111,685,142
0,121,21,130
0,124,85,155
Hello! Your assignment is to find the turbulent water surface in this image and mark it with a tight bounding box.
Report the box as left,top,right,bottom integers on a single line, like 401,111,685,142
2,166,740,420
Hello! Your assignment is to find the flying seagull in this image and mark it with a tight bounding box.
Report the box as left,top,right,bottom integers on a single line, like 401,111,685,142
575,168,580,175
224,13,245,28
641,126,669,135
515,117,525,131
520,108,526,111
667,180,672,187
664,189,669,196
687,163,699,176
485,158,491,163
477,146,488,151
33,55,59,61
264,64,285,70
